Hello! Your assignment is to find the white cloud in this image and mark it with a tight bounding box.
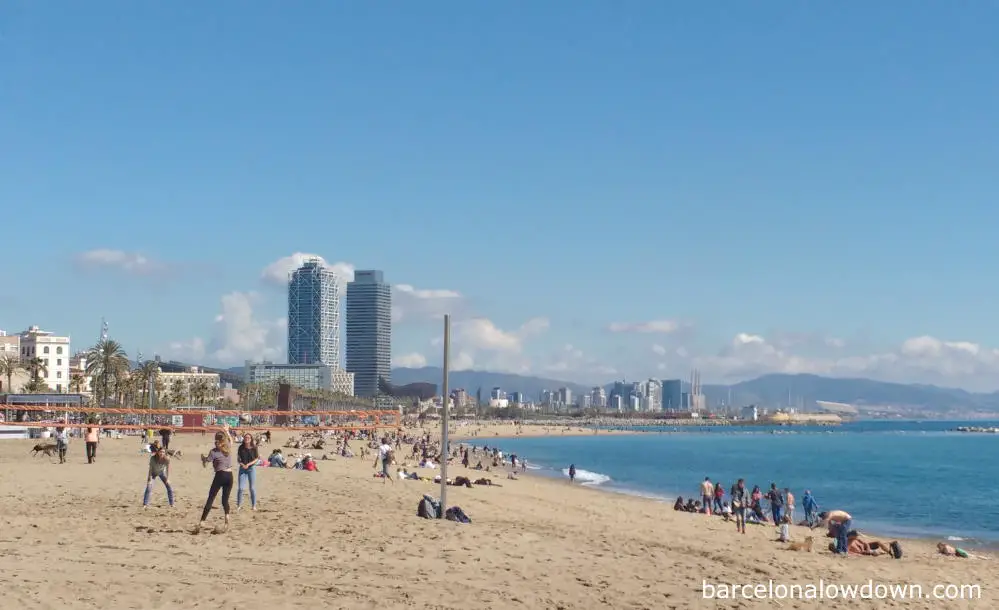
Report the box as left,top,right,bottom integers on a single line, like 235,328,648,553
260,253,461,323
651,344,667,356
542,343,617,380
670,331,999,391
74,249,166,275
392,352,428,368
165,291,285,365
608,320,680,333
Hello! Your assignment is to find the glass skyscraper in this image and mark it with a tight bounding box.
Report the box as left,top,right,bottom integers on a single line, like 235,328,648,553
287,258,340,366
345,269,392,398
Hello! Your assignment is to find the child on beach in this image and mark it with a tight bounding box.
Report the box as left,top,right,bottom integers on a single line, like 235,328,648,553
144,446,174,508
55,427,69,464
85,424,100,464
777,515,791,542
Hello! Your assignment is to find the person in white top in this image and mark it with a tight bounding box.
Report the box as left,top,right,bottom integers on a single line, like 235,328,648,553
55,427,70,464
373,438,395,484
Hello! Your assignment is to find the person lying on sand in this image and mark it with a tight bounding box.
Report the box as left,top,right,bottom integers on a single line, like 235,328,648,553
828,534,899,557
937,542,970,558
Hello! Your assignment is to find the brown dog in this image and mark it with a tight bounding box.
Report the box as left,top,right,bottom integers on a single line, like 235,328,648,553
787,536,814,552
167,449,182,460
31,443,58,457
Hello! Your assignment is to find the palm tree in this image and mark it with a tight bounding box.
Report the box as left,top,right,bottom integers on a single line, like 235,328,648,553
69,372,85,394
25,357,48,383
85,339,129,407
136,361,159,408
190,378,209,405
23,376,49,394
0,354,22,393
169,378,187,405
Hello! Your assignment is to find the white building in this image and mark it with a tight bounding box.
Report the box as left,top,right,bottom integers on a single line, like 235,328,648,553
245,361,354,395
0,334,19,358
19,326,71,392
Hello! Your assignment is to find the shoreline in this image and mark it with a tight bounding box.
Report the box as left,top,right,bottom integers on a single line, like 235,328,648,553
445,424,999,554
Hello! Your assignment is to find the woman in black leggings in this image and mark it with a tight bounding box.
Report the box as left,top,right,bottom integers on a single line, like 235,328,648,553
197,429,233,532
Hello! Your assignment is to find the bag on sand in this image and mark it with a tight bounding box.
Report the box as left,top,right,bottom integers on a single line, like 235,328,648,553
889,541,903,559
445,506,472,524
417,494,440,519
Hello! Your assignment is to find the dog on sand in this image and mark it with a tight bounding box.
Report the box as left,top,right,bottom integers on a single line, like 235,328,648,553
787,536,814,552
166,449,182,459
31,443,58,457
200,453,211,468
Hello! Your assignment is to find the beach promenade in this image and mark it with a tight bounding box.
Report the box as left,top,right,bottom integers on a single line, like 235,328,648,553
0,430,994,609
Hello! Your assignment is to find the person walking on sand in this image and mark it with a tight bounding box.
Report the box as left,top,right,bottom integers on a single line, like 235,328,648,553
374,437,395,483
144,446,175,508
713,482,725,514
196,429,233,533
568,464,576,483
55,426,69,464
159,427,173,451
700,477,714,515
730,479,748,534
236,433,259,511
84,423,100,464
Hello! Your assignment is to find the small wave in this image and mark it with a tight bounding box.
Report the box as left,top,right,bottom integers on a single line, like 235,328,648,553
562,467,611,486
947,536,965,541
526,464,543,471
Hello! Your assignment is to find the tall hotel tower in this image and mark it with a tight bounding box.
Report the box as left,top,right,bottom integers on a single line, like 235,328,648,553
345,270,392,397
287,258,340,366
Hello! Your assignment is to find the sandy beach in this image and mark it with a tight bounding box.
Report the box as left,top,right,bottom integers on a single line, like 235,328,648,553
0,430,995,609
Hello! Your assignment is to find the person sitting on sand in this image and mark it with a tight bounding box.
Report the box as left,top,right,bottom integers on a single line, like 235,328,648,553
302,455,319,472
937,542,970,558
721,502,733,522
268,449,289,468
674,496,685,511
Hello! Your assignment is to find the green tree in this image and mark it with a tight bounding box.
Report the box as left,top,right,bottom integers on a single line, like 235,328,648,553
0,354,22,393
169,378,187,405
85,339,129,407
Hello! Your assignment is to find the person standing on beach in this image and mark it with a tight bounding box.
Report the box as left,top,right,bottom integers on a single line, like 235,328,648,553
700,477,714,515
802,490,819,526
568,464,576,483
144,446,174,508
374,437,395,483
55,427,69,464
767,483,784,524
84,423,100,464
814,510,852,555
713,482,725,514
730,479,747,534
236,433,259,511
784,488,795,523
160,427,172,451
197,430,233,533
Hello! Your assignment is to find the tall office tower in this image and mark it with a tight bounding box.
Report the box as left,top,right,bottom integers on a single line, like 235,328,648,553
288,258,340,366
345,269,392,397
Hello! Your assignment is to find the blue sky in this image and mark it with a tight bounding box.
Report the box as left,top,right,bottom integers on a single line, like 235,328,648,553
2,2,999,389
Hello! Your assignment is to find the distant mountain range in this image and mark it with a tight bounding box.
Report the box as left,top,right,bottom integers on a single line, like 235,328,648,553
215,364,999,415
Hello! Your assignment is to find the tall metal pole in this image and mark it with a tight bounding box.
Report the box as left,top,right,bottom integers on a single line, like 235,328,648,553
439,314,450,515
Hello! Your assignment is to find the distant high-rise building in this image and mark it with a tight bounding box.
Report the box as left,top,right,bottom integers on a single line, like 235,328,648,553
345,269,392,398
590,386,606,408
288,258,340,366
557,387,572,406
662,379,683,411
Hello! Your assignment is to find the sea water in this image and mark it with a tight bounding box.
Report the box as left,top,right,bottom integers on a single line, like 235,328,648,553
477,420,999,548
